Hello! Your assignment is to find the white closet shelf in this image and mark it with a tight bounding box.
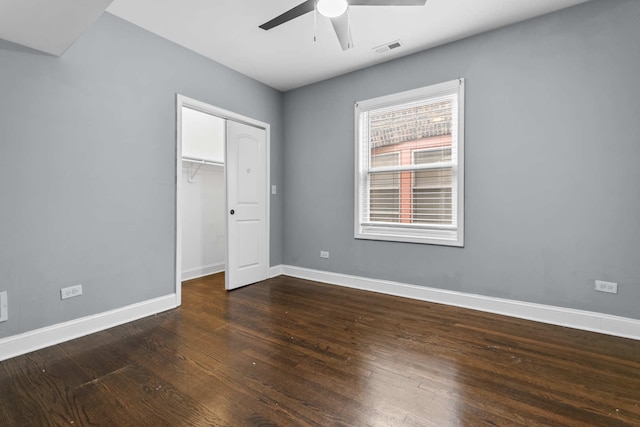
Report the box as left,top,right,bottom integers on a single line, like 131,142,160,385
182,157,224,167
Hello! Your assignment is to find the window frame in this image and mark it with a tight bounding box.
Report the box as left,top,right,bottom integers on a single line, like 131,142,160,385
354,79,465,247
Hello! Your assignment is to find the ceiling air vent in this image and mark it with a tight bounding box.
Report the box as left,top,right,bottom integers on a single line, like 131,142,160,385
374,40,402,54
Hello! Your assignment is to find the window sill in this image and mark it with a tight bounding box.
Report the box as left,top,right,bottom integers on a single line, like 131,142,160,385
355,226,464,247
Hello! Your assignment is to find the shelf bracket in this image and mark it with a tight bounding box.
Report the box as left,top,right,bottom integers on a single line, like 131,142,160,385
183,157,223,183
187,162,202,183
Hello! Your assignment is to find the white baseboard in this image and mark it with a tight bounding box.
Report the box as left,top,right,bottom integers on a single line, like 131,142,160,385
276,265,640,341
3,267,636,362
269,265,284,278
181,263,225,281
0,294,178,362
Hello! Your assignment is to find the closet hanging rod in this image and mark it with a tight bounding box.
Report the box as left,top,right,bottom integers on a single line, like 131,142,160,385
182,157,224,167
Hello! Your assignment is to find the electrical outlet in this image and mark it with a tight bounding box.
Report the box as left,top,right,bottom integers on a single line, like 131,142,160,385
595,280,617,294
0,291,7,322
320,251,329,259
61,284,83,300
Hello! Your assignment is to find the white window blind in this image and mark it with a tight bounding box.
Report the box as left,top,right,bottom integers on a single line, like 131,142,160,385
354,79,465,246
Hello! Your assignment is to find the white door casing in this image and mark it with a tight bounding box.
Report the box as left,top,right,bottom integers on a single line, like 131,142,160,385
225,121,269,290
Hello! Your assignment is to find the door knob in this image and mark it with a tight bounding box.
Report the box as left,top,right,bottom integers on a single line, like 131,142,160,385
230,209,235,215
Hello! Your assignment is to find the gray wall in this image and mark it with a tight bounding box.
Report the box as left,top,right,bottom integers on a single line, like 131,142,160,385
282,0,640,319
0,13,284,338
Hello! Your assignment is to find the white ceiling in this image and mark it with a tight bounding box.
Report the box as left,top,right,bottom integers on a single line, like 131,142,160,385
0,0,112,56
106,0,592,91
0,1,591,90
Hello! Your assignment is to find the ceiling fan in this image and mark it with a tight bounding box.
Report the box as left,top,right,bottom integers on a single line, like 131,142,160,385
259,0,427,51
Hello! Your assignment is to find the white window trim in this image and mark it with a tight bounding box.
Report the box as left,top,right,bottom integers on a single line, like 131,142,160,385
354,79,465,247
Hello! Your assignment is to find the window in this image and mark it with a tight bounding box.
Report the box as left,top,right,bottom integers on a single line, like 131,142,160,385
370,152,400,222
354,79,464,246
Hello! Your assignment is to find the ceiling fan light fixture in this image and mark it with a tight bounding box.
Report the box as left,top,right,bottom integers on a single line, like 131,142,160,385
317,0,348,18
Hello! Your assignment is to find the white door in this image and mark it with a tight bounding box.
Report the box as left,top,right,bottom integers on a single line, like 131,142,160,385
226,120,269,290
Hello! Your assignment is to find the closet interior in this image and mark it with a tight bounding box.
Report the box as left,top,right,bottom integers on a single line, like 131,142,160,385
180,106,226,281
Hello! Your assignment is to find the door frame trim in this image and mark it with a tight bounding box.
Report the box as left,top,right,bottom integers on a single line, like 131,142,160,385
175,94,270,305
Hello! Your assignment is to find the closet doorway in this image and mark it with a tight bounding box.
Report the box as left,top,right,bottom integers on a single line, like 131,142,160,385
175,95,270,304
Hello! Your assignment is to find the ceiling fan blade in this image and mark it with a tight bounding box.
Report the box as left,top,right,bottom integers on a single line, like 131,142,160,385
348,0,427,5
259,0,316,31
330,14,353,51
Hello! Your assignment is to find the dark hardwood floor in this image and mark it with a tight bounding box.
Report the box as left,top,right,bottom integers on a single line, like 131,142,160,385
1,273,639,426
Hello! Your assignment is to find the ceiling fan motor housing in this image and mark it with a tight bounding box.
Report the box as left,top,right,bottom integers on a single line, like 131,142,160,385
317,0,349,18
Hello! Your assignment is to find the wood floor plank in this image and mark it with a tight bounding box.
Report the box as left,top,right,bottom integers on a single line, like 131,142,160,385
0,345,96,426
105,322,300,425
72,373,167,427
1,273,639,426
